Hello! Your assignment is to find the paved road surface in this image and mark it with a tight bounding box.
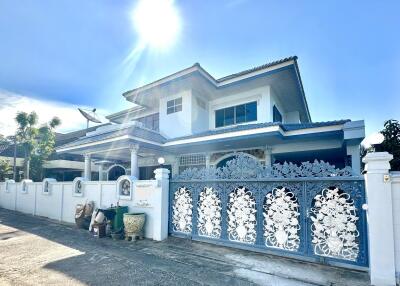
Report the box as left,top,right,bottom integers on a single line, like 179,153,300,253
0,208,369,286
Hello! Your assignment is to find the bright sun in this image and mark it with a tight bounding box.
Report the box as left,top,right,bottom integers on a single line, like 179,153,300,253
132,0,181,50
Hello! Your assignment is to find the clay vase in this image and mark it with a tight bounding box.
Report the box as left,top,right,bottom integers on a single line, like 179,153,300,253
123,213,145,241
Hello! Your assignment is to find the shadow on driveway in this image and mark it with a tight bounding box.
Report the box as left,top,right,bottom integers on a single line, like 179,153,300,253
0,208,370,286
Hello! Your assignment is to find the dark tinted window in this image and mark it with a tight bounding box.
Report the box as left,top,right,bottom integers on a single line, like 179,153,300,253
215,109,225,128
236,104,246,123
273,105,282,122
225,107,235,126
214,101,257,128
245,101,257,122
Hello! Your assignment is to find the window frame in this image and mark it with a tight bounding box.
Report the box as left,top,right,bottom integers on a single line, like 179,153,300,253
214,101,258,128
167,97,183,115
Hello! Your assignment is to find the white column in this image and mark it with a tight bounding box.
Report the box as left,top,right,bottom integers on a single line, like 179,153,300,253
98,164,104,181
264,146,272,166
363,152,396,285
347,144,361,174
205,153,211,168
130,144,139,178
84,154,91,180
153,168,170,241
172,156,179,176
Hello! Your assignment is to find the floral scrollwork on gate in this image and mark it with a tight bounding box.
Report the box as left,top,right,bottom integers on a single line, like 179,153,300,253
263,187,300,251
172,187,193,233
197,187,222,238
227,187,257,244
310,187,359,261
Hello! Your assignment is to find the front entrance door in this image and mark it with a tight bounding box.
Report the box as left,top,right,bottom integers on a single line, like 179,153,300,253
108,165,126,180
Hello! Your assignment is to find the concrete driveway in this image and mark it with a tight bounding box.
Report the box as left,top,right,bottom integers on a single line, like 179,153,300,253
0,208,369,286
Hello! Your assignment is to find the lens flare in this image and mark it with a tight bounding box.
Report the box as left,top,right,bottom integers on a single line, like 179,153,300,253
132,0,181,50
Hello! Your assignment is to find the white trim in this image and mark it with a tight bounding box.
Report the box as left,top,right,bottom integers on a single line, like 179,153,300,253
284,125,343,136
164,125,281,146
57,124,345,153
124,60,295,99
57,135,163,153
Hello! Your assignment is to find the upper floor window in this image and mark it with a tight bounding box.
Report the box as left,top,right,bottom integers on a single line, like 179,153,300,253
273,105,282,122
167,97,182,114
136,113,159,131
215,101,257,128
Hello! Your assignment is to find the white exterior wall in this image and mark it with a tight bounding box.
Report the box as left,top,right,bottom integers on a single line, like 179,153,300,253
191,90,209,133
159,89,192,138
392,172,400,283
0,169,170,241
208,86,270,129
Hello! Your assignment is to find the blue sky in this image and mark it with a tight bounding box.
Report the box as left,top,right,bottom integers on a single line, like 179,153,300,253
0,0,399,135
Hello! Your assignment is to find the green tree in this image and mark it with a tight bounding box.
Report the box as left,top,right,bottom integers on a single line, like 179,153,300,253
0,158,12,181
15,112,61,180
30,117,61,181
376,119,400,170
15,111,39,179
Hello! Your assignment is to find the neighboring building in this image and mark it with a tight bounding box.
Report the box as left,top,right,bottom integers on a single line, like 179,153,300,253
0,124,109,181
56,56,365,180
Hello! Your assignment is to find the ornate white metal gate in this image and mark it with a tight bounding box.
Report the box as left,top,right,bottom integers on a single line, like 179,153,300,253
169,154,368,268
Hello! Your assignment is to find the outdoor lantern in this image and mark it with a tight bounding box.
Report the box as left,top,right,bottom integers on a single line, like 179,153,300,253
158,157,165,167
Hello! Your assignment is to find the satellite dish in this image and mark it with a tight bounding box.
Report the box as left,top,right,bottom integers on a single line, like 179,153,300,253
78,108,102,129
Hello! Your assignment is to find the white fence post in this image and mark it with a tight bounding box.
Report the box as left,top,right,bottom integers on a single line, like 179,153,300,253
363,152,396,285
153,168,170,241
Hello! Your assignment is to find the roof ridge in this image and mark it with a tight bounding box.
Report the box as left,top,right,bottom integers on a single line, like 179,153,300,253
216,56,297,82
123,56,298,96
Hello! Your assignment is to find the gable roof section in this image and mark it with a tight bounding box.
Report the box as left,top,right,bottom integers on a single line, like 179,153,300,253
123,56,297,93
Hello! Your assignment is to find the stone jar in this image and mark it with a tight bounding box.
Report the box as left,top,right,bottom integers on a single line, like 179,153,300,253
123,213,145,240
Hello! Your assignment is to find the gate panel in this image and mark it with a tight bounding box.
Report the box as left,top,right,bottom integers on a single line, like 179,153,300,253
169,155,368,268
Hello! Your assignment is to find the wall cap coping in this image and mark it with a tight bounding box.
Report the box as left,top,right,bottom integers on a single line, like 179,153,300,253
362,152,393,163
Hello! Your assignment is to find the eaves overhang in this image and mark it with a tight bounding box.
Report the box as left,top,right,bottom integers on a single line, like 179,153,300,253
122,57,298,101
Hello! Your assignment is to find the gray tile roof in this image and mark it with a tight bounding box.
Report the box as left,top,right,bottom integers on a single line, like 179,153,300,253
57,120,350,151
57,125,167,150
167,120,350,142
281,120,350,131
123,56,298,96
217,56,298,82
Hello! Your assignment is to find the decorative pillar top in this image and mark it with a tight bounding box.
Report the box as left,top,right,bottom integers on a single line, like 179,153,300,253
154,168,170,180
129,144,140,153
265,145,272,153
84,153,91,159
363,152,393,174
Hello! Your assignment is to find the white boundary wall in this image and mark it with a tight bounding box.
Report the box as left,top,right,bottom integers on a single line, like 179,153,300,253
0,168,170,241
363,152,400,286
391,172,400,285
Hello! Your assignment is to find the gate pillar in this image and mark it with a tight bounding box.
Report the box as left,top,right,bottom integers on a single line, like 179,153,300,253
153,168,170,241
363,152,396,285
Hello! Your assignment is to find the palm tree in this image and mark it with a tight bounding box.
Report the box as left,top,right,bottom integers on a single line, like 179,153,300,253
15,111,38,179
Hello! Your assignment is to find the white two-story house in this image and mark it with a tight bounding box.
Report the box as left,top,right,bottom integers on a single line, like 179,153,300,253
56,56,365,180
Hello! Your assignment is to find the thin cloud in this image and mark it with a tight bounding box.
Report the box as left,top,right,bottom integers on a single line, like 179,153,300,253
0,89,108,136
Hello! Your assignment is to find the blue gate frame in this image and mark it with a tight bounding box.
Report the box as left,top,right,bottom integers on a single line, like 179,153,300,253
168,155,368,269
